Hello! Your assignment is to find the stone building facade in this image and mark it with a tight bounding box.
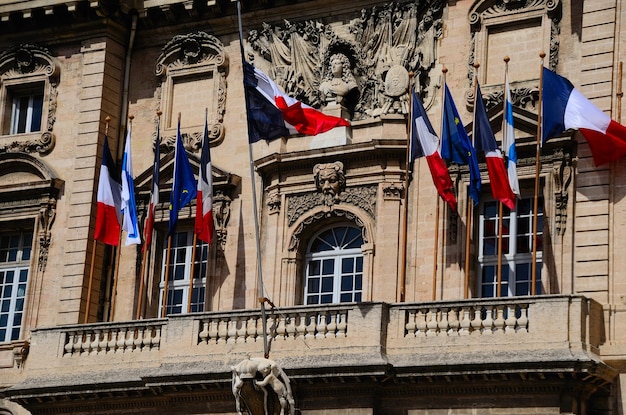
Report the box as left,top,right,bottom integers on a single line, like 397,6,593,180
0,0,624,414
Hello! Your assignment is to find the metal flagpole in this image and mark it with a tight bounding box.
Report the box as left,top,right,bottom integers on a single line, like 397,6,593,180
399,73,413,303
237,0,269,358
531,52,546,295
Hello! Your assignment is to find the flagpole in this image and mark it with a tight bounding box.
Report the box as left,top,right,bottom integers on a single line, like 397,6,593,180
137,237,148,319
531,52,546,295
464,63,480,299
188,233,198,313
237,0,269,358
399,73,413,302
496,57,511,298
439,67,450,300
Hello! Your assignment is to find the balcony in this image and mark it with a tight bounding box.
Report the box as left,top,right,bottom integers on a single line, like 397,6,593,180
1,295,616,408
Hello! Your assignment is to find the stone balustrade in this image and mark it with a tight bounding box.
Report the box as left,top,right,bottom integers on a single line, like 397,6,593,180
15,295,602,381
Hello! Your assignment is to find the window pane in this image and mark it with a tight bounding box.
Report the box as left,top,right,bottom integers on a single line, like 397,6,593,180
321,276,333,292
341,275,353,291
322,259,334,275
342,258,353,273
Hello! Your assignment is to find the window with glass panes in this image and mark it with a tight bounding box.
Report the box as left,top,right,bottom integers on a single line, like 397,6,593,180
478,197,543,297
159,230,208,315
8,85,43,135
0,230,32,342
304,225,363,305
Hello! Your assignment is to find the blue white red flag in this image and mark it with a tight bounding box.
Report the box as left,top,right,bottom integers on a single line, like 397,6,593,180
95,136,122,246
410,90,457,211
503,70,520,197
194,113,214,244
474,82,516,210
542,67,626,166
244,62,350,143
121,124,141,245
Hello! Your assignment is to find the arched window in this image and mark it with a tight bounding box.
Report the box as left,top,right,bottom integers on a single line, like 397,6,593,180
304,225,363,305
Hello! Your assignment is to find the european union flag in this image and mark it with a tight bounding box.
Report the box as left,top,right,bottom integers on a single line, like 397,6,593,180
168,119,197,235
441,84,481,205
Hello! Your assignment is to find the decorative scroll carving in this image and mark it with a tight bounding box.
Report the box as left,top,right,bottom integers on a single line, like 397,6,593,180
288,209,368,252
287,184,377,227
247,1,445,120
0,44,59,155
38,198,56,272
213,190,231,249
552,152,571,235
156,32,228,148
382,182,404,199
479,87,539,112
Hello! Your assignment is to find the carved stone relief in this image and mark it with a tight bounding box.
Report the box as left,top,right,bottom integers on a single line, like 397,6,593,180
0,44,59,155
288,209,368,252
313,161,346,207
38,198,56,272
552,150,571,235
247,1,445,120
155,32,228,151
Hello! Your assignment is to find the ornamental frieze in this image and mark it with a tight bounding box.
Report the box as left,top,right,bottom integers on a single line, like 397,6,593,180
247,0,445,120
287,184,377,227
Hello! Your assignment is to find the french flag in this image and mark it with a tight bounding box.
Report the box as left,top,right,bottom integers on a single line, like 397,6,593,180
194,113,214,244
542,67,626,166
243,61,350,143
143,123,160,252
474,82,516,210
95,136,122,246
410,90,457,211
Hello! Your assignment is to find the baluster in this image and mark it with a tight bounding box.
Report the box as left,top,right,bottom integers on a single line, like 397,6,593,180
415,309,427,337
64,331,76,356
78,331,89,356
296,313,307,338
517,304,529,332
134,327,145,351
237,317,248,343
199,321,210,344
459,307,472,336
108,329,118,352
305,314,316,338
99,329,109,354
438,308,449,335
89,330,100,355
326,314,337,338
505,305,517,333
482,307,494,335
316,313,327,339
151,326,161,350
493,305,506,334
124,329,135,351
447,308,460,336
286,316,297,340
405,311,417,337
426,308,438,336
336,311,347,338
276,317,287,340
246,316,258,343
227,317,238,344
217,318,228,344
470,308,483,335
208,319,219,344
116,328,127,353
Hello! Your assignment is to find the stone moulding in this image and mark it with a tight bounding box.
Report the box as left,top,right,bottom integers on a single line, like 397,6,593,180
0,44,59,156
155,32,228,149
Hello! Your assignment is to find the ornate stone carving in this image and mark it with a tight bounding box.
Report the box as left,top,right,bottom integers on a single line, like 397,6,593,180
232,357,295,415
247,1,445,120
552,153,571,235
382,182,404,200
156,32,228,148
0,44,59,155
38,198,56,272
267,190,281,213
214,190,231,249
287,184,377,227
313,161,346,207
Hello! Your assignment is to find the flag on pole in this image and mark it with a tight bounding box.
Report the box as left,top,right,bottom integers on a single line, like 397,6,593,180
473,82,516,210
542,67,626,166
410,90,457,211
243,61,350,142
95,135,122,245
441,84,481,205
168,118,197,235
121,124,141,245
503,70,520,197
143,123,160,252
194,112,214,244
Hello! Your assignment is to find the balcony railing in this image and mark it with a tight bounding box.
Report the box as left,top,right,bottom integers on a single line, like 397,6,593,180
16,295,603,378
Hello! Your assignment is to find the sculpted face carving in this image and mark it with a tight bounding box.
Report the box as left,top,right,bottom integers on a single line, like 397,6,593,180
314,161,346,205
319,53,358,105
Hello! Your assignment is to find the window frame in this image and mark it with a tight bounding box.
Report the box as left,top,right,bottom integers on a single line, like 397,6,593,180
304,225,364,305
477,196,543,298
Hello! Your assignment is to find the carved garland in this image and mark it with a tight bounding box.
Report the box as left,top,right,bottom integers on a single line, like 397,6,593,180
0,44,59,155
